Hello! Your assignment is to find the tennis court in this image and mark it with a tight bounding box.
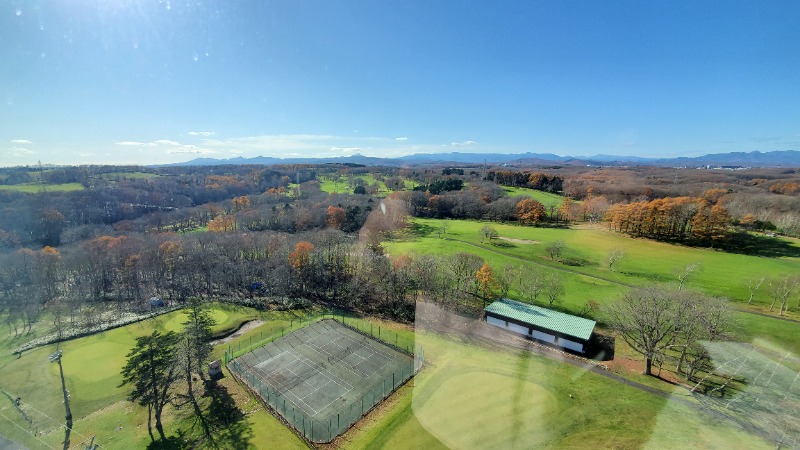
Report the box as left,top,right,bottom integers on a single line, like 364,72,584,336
229,319,416,442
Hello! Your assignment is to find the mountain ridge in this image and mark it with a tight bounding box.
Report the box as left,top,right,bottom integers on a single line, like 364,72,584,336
171,150,800,168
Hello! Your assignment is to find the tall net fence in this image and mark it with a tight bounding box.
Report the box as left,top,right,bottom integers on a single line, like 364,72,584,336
226,313,423,443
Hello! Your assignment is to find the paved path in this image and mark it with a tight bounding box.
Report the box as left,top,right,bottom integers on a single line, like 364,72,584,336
446,237,800,325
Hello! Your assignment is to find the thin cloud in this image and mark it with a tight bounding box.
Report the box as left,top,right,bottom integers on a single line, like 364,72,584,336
395,137,408,141
451,140,477,147
154,140,180,146
10,139,32,144
167,144,215,155
116,141,156,147
188,131,216,137
11,147,35,156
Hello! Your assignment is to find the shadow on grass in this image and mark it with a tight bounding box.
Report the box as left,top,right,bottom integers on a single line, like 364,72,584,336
407,222,438,238
203,379,253,450
718,232,800,258
618,271,672,282
147,433,189,450
489,240,516,248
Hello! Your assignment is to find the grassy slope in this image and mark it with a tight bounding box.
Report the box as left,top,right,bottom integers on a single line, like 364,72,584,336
391,218,800,306
501,186,567,206
384,218,800,353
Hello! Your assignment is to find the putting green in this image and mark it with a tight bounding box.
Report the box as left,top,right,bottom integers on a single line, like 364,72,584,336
413,369,557,448
163,308,229,333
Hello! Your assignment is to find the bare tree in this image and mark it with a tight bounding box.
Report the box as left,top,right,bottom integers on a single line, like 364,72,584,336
543,275,565,306
768,276,797,316
546,240,565,260
607,248,625,272
604,287,677,376
515,265,546,303
676,262,701,290
745,277,765,304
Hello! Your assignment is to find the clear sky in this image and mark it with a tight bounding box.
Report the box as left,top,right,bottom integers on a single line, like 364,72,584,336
2,0,799,166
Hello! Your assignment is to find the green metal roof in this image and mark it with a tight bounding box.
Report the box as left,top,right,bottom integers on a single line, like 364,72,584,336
485,299,596,341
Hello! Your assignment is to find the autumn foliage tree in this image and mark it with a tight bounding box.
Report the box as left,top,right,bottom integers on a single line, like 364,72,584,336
326,206,346,229
605,195,731,245
288,241,314,270
207,215,236,232
475,263,500,306
515,198,546,225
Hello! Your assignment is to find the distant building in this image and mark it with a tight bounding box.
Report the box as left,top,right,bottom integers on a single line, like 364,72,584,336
484,299,596,354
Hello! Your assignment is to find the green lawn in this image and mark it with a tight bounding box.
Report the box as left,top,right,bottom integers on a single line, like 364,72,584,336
393,218,800,310
1,302,785,449
0,304,308,450
347,329,769,449
0,183,85,193
501,186,568,206
385,217,800,354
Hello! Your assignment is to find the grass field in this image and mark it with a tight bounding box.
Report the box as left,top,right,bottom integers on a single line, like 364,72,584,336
389,218,800,308
0,303,304,449
384,217,800,354
346,324,770,449
0,302,787,449
0,183,85,193
500,186,567,206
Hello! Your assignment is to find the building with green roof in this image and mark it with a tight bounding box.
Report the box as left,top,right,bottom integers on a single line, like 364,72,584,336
484,299,596,353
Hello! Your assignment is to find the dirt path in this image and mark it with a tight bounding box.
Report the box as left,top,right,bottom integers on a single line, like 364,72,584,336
210,319,265,346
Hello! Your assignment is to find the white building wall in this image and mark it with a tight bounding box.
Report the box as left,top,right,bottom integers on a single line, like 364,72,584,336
486,316,506,328
560,338,585,353
507,322,530,336
531,330,557,344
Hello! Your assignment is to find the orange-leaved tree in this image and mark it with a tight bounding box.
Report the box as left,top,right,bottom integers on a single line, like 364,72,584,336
515,198,546,225
476,263,500,307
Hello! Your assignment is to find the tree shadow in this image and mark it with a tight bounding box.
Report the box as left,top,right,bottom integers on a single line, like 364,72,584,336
489,240,516,248
146,432,189,450
202,379,253,450
718,232,800,258
407,222,437,238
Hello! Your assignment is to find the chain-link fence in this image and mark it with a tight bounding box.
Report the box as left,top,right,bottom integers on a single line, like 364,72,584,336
226,314,422,443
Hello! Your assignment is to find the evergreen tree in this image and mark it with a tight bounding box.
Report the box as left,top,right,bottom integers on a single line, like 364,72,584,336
120,330,180,442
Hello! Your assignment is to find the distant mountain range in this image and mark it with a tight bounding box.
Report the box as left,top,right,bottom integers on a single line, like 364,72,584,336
175,150,800,168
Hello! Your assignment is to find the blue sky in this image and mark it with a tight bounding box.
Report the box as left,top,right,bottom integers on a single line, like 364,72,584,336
2,0,799,166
